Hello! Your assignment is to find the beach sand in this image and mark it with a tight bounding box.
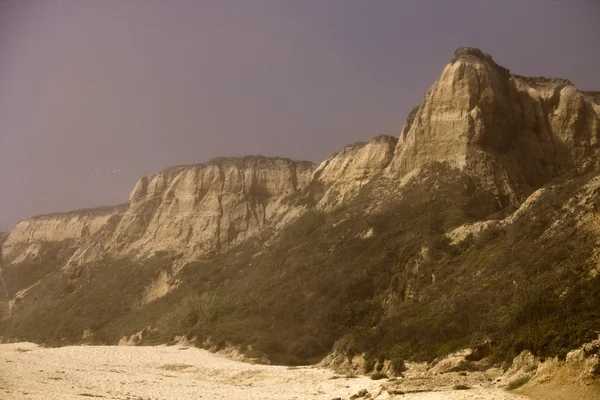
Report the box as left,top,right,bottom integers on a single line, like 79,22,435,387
0,342,528,400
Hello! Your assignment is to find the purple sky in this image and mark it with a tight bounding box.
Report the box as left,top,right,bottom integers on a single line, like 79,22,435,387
0,0,599,229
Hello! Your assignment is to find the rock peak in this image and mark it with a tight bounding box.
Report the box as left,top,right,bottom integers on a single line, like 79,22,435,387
453,47,499,66
454,47,486,59
452,47,510,78
386,46,600,205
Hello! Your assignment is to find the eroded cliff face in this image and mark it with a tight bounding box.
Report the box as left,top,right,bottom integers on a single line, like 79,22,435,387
312,135,398,209
108,156,315,260
386,47,600,204
2,206,127,265
3,157,316,269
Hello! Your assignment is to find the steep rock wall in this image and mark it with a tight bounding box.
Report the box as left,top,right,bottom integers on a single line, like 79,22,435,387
108,156,315,259
386,47,600,203
4,157,316,271
312,135,397,209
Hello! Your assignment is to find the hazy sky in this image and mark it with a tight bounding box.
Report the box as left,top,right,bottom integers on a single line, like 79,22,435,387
0,0,599,229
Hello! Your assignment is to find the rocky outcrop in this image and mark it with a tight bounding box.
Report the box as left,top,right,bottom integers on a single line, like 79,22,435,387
500,337,600,397
386,47,600,205
446,187,546,244
312,135,397,209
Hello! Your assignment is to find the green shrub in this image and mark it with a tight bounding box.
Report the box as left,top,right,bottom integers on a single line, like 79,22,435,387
3,241,77,298
448,361,485,372
453,384,471,390
506,376,530,390
371,372,388,380
388,358,407,376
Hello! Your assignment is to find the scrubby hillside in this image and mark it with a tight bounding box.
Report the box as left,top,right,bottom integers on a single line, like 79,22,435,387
3,162,599,369
1,49,600,375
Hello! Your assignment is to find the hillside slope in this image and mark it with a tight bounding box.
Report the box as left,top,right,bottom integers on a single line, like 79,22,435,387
1,49,599,375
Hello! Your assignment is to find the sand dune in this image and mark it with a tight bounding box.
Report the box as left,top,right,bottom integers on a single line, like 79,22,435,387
0,343,528,400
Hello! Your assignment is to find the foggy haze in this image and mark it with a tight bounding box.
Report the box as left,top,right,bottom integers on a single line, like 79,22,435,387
0,0,598,229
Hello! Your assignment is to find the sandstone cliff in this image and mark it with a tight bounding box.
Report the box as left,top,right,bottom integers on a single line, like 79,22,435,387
386,47,600,205
108,156,314,260
4,157,315,268
312,135,397,209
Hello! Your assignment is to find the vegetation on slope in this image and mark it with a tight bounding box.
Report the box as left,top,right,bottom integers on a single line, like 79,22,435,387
2,241,77,298
2,163,600,369
0,253,170,345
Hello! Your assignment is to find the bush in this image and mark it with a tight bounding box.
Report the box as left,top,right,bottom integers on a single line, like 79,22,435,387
371,372,388,380
453,384,471,390
388,358,407,376
592,361,600,377
448,361,485,372
506,376,530,390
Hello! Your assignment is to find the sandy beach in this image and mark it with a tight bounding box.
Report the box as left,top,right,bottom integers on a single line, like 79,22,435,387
0,342,530,400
